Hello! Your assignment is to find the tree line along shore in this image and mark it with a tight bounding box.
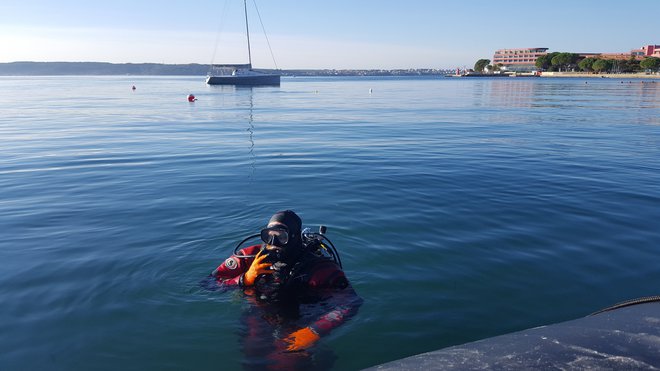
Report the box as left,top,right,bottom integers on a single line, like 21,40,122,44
539,71,660,78
473,53,660,75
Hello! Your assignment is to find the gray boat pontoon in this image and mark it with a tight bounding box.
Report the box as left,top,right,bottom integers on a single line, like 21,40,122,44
367,296,660,370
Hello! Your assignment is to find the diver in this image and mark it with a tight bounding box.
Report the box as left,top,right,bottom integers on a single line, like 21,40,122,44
209,210,362,354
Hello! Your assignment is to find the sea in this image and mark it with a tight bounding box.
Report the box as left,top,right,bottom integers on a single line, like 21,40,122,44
1,75,659,370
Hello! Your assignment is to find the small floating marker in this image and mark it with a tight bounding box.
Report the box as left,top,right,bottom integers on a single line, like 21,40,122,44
369,88,373,94
187,94,197,102
131,85,136,90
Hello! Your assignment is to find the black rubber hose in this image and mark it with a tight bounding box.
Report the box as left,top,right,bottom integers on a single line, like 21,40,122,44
321,235,342,269
233,233,261,257
590,295,660,316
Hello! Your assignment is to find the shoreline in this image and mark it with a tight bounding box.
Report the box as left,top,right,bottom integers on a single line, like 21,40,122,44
448,72,660,79
540,72,660,79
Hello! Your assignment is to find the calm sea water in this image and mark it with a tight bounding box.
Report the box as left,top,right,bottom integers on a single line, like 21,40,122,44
1,75,659,370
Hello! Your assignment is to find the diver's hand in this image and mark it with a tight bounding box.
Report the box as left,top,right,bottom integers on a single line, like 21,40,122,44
243,249,273,286
284,327,320,352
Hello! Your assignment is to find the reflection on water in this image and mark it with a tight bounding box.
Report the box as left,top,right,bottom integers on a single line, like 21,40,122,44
463,78,660,129
246,89,256,183
469,78,660,114
485,79,541,108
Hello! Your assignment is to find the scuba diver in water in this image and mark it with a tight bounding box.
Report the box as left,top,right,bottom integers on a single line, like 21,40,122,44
209,210,362,358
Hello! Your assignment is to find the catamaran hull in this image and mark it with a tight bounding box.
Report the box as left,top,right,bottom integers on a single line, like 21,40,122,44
206,74,280,86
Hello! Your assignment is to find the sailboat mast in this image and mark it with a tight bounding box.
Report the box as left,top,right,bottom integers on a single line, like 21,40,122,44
243,0,253,67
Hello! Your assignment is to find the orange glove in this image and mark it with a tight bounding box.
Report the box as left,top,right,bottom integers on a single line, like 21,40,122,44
284,327,320,352
243,249,273,286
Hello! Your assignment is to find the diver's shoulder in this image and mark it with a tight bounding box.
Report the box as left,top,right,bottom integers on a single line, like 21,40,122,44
236,244,261,256
303,257,347,286
301,254,341,270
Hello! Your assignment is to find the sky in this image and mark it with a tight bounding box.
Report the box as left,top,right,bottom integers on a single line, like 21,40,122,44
1,0,659,69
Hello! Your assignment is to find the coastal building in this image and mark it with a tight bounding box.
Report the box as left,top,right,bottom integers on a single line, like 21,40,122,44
579,45,660,61
490,44,659,72
569,45,660,73
492,48,548,72
584,52,639,61
632,45,660,58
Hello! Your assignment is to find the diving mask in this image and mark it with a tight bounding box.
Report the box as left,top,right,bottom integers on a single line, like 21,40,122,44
260,226,289,247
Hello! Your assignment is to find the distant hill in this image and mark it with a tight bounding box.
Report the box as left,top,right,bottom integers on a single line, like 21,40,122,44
0,62,210,76
0,62,448,76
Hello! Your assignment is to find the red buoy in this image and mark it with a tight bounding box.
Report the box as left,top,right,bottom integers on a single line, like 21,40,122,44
187,94,196,102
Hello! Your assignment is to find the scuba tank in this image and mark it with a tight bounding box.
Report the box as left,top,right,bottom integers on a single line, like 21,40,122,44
300,226,342,269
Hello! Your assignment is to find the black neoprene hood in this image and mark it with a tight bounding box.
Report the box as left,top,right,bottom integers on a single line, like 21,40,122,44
268,210,302,236
268,210,303,255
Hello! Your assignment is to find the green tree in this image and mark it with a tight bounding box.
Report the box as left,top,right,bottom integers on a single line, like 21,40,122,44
615,57,641,73
626,57,641,72
640,57,660,72
617,58,634,73
578,57,598,72
535,55,547,70
592,59,612,73
551,53,580,72
474,59,490,73
535,53,556,70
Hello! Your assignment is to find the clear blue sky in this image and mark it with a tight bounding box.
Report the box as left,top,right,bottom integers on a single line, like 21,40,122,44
1,0,658,69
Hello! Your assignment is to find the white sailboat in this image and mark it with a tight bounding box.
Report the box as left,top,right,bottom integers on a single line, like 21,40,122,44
206,0,280,86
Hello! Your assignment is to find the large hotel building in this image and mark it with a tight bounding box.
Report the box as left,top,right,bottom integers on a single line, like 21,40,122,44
492,45,660,72
492,48,549,71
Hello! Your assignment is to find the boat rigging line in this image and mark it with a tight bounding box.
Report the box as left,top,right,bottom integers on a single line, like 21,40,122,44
209,0,232,66
209,0,279,70
251,0,279,70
